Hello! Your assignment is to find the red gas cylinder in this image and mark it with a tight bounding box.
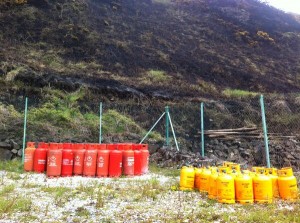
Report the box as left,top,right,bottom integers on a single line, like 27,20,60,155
97,144,107,150
133,144,142,175
83,144,97,177
37,142,45,149
73,144,86,176
109,146,122,178
122,144,134,176
57,143,63,150
96,144,110,177
33,142,48,173
24,142,36,172
107,144,118,151
47,143,62,177
141,144,149,174
61,143,74,177
71,143,77,152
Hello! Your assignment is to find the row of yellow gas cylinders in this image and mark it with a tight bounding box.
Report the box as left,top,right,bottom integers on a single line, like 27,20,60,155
179,162,298,204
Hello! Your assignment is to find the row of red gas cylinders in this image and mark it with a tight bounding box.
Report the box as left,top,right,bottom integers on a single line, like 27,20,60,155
24,142,149,178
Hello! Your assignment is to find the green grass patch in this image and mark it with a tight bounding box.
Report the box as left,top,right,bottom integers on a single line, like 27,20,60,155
271,113,300,126
24,87,162,141
0,196,32,215
0,184,15,196
223,88,259,98
152,0,172,4
41,186,72,206
149,164,180,177
229,203,300,223
103,109,143,134
141,70,171,84
5,66,26,82
41,52,64,71
75,207,90,217
0,159,23,173
41,186,72,194
75,184,98,199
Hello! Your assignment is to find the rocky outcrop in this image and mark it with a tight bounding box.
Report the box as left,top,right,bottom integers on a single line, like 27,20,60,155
0,139,22,160
150,138,300,170
150,146,215,168
1,137,299,171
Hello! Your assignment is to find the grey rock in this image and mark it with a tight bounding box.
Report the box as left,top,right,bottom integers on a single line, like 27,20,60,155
10,140,19,150
0,148,12,160
0,142,11,149
148,144,159,154
18,149,23,156
11,149,18,154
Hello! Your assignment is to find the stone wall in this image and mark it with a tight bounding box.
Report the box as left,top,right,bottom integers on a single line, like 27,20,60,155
150,138,300,171
1,138,300,171
0,139,22,160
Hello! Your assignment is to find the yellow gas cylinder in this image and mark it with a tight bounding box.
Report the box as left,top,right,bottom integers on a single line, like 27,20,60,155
265,168,279,198
253,167,273,203
246,169,256,179
179,166,195,191
223,162,234,173
277,167,298,201
194,168,202,189
229,164,241,178
223,161,235,167
208,167,218,200
216,167,235,204
199,167,211,193
235,172,254,204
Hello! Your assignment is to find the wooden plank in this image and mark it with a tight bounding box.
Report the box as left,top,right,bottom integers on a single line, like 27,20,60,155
204,131,260,135
204,127,258,133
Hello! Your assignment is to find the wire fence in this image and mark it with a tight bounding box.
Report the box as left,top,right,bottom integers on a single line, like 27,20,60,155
1,94,300,168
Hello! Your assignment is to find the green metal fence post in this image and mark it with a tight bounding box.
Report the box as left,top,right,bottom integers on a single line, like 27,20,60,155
201,102,205,157
99,102,103,144
167,112,179,151
22,97,28,164
260,95,271,168
140,112,166,144
165,106,170,146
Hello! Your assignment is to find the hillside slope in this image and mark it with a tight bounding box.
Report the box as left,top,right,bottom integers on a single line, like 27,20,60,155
1,0,300,101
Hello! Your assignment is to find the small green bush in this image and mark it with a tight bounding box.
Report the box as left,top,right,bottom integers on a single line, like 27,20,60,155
141,70,171,84
0,159,23,173
103,109,143,134
0,196,32,215
223,88,259,98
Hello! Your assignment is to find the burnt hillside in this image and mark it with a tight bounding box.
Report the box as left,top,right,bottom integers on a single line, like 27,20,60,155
0,0,300,101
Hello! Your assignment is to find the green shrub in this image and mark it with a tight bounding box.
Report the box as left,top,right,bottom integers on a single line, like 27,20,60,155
223,88,259,98
0,196,32,215
0,159,23,173
103,109,143,134
141,70,171,84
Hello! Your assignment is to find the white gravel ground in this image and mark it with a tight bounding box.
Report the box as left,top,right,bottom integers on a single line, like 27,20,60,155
0,170,298,223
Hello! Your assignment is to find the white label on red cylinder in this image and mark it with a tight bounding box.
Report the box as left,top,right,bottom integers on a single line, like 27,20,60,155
98,156,104,168
86,156,92,166
74,156,81,166
120,162,122,168
62,159,73,166
24,154,31,162
48,156,57,167
127,157,134,166
38,159,46,165
63,159,69,165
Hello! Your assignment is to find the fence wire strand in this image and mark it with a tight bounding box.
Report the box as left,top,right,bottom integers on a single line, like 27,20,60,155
0,94,299,168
